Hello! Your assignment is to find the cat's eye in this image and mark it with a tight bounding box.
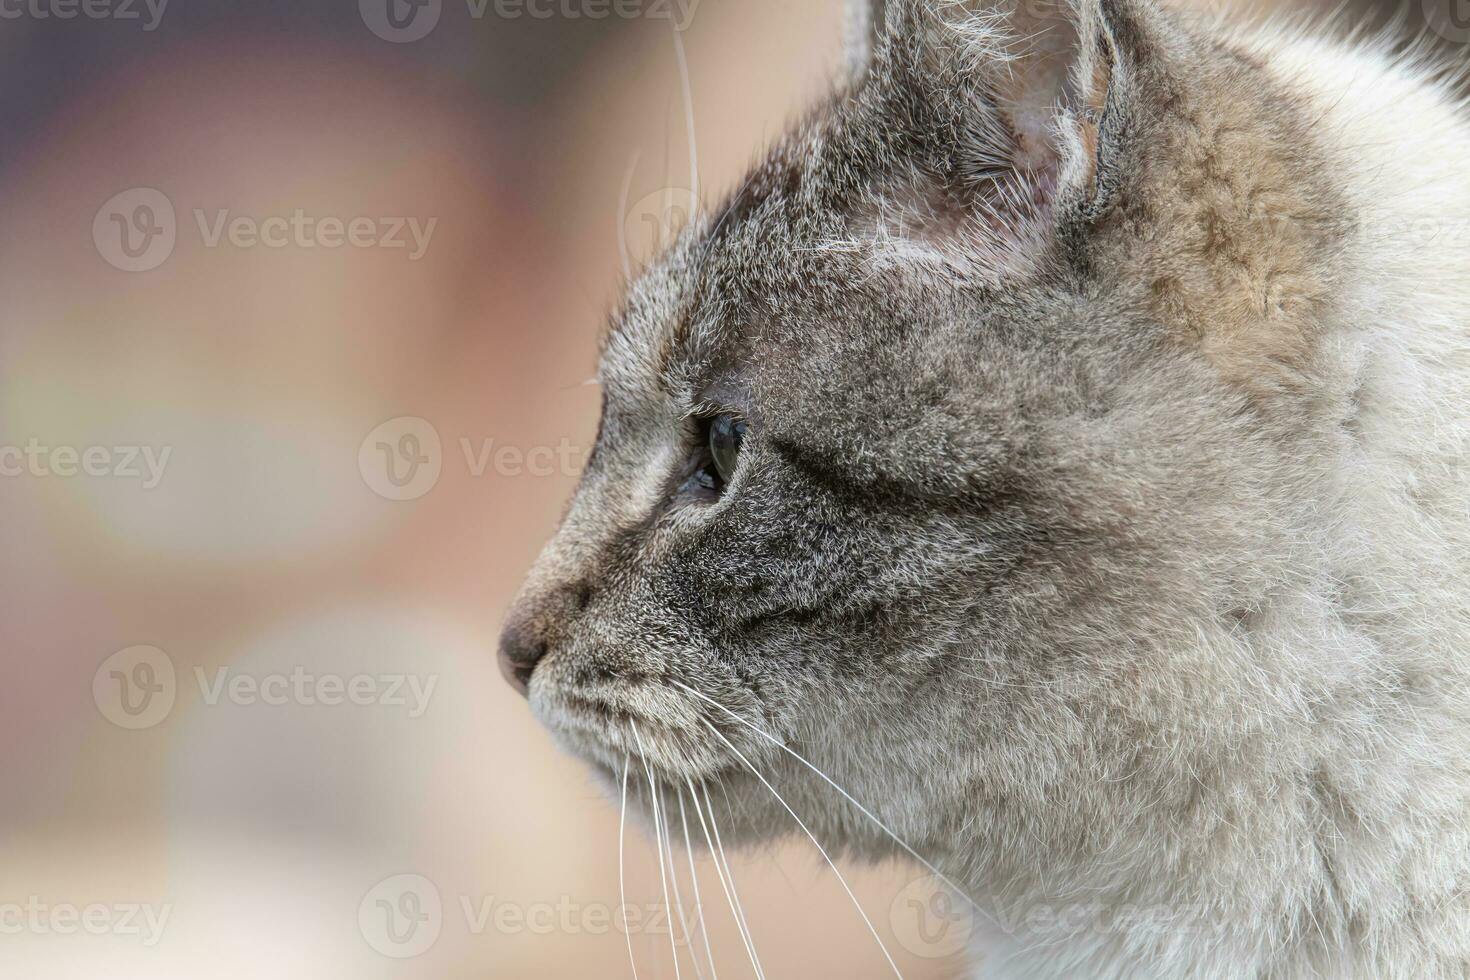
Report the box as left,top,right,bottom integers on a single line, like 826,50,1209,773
681,411,748,502
708,414,746,486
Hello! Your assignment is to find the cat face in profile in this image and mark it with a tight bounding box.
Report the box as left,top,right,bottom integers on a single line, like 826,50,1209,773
504,0,1344,843
502,0,1467,967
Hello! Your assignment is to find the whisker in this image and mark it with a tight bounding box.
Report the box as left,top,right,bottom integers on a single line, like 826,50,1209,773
669,679,998,929
632,724,683,980
700,782,768,980
702,781,770,980
620,755,641,980
689,777,766,980
677,784,720,980
671,20,699,213
663,786,705,980
693,716,906,979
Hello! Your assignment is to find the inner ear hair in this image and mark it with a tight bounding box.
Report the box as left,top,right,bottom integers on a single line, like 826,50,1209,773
933,0,1138,210
946,0,1117,183
1009,1,1112,170
842,0,1145,283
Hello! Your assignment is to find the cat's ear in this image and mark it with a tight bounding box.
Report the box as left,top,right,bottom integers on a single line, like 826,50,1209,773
849,0,1150,269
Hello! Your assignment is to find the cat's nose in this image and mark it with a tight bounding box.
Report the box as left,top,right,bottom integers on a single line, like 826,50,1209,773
497,617,547,697
498,583,590,697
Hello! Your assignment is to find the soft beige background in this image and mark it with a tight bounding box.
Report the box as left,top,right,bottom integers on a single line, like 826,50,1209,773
0,1,969,976
0,0,1447,976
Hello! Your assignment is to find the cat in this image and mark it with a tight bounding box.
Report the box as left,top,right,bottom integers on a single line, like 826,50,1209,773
499,0,1470,976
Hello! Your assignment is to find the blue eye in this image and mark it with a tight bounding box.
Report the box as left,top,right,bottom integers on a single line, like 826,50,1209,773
707,414,746,488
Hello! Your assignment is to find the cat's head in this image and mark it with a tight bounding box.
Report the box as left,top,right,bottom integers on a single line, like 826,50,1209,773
502,0,1351,876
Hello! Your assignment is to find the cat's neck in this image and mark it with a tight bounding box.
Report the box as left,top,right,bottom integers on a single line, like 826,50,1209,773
958,29,1470,980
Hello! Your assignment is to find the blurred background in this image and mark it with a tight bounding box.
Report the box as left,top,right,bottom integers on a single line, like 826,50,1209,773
0,0,1461,976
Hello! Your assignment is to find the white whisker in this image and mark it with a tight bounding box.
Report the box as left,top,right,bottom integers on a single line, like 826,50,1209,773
663,788,705,980
632,724,683,980
694,716,906,979
671,22,699,212
700,782,767,980
677,785,720,980
620,755,641,980
669,679,996,929
689,777,766,980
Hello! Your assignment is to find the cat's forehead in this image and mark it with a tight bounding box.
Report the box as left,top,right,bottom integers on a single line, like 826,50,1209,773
600,103,909,402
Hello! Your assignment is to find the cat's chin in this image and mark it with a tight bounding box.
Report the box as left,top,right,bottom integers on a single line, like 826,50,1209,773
528,677,761,788
523,657,806,847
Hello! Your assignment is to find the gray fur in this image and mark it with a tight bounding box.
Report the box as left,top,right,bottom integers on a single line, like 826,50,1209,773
504,0,1470,975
